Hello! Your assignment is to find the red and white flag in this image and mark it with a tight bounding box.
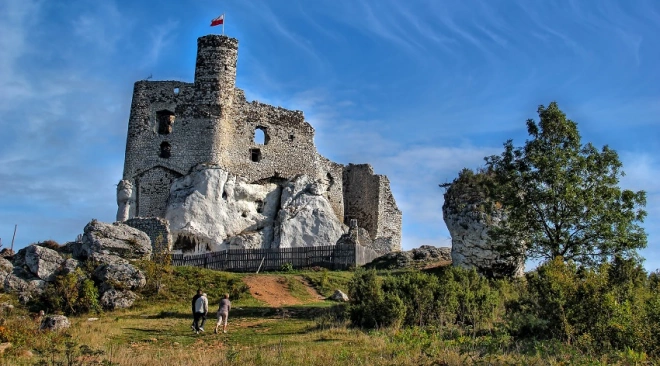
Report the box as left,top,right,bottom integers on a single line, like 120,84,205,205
211,14,224,27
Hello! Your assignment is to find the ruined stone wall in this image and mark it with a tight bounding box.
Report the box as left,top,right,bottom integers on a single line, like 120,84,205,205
125,217,172,252
374,175,402,253
342,164,401,254
342,164,380,238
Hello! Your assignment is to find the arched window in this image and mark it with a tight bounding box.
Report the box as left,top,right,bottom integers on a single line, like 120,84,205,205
254,126,269,145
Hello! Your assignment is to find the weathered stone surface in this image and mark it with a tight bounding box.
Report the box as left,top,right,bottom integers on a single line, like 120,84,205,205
82,220,152,260
24,245,64,282
39,315,70,332
367,245,452,270
0,257,13,282
4,272,46,303
0,249,14,259
442,173,524,278
93,262,146,291
89,252,129,266
59,258,81,276
274,175,345,248
100,289,137,310
60,241,85,259
166,165,281,252
329,289,349,302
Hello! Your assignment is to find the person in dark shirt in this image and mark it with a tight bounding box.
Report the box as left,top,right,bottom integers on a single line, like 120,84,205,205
191,289,202,332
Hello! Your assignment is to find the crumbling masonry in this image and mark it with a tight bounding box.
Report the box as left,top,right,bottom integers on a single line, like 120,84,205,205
117,35,401,255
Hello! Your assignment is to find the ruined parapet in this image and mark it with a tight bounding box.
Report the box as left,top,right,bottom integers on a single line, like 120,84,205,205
442,170,524,278
343,164,402,254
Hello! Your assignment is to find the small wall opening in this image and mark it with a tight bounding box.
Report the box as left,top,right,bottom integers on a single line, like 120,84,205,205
289,134,295,142
157,110,175,134
256,200,264,213
254,127,269,145
160,141,171,158
250,148,261,162
173,87,180,95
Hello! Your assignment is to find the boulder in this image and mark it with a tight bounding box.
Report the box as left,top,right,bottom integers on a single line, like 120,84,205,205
39,315,70,332
4,272,46,303
274,175,345,248
166,165,281,252
24,245,64,282
93,262,146,291
100,289,137,310
82,220,152,260
329,289,349,302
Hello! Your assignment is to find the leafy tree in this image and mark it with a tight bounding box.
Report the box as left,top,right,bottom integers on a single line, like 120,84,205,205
485,102,646,266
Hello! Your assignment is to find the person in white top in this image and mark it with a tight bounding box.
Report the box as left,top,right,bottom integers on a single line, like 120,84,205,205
193,292,208,334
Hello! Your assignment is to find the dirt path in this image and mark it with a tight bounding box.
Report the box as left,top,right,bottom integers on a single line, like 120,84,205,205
243,275,323,307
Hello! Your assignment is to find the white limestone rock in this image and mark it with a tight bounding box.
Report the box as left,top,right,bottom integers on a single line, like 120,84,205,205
82,220,152,260
39,315,71,332
166,166,281,252
330,289,349,302
3,272,46,303
274,175,345,248
93,262,146,292
0,257,13,284
24,245,64,282
100,289,137,310
443,183,524,278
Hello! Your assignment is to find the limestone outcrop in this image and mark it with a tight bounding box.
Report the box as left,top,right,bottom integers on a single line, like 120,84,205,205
442,171,524,278
3,220,148,307
274,175,344,248
165,166,347,253
81,220,152,260
366,245,452,270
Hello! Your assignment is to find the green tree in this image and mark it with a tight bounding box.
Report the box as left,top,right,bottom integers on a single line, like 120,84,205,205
485,102,646,266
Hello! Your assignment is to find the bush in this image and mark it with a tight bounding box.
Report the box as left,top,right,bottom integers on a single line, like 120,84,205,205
41,268,101,316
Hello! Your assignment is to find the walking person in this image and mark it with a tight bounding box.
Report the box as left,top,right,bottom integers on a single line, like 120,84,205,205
193,292,208,334
214,293,231,334
191,289,202,332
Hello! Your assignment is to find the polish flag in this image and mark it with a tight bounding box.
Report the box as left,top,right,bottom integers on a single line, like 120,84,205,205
211,14,224,27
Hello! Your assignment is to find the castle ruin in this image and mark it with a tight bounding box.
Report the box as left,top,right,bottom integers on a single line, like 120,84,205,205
116,35,401,255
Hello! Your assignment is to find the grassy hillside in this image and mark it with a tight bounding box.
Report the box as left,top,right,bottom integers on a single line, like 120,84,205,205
0,265,657,365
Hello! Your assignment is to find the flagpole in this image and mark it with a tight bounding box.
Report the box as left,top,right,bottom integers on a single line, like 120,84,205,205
222,13,225,35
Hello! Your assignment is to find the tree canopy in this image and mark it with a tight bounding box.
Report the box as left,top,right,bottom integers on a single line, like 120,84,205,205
484,102,647,266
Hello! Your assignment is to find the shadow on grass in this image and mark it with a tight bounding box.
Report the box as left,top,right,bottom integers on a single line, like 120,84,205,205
128,304,335,321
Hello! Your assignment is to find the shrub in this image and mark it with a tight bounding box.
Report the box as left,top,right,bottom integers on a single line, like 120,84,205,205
37,240,61,251
41,268,101,315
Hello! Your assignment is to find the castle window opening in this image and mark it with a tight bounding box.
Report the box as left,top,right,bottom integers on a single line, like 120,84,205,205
250,148,261,162
156,110,175,134
160,142,171,158
173,87,180,94
254,127,269,145
289,134,295,142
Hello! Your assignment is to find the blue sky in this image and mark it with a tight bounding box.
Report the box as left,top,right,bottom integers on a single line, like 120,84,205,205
1,0,659,269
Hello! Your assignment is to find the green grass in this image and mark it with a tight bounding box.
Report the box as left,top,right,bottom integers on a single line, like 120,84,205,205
301,270,353,297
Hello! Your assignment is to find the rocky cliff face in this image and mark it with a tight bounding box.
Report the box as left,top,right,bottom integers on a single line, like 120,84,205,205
165,165,346,253
442,171,524,278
